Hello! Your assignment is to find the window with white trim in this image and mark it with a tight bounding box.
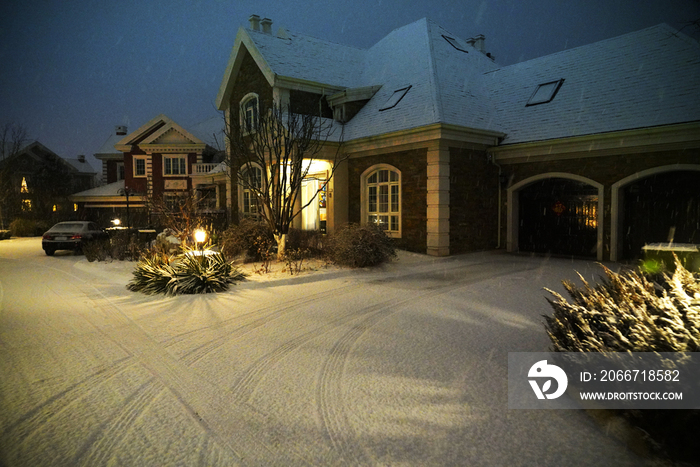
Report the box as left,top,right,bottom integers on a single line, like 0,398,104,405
163,155,187,176
240,93,259,133
133,156,147,177
365,166,401,235
239,165,262,217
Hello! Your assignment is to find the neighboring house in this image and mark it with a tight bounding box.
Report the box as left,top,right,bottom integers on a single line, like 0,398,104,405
72,115,226,227
0,141,96,226
216,15,700,260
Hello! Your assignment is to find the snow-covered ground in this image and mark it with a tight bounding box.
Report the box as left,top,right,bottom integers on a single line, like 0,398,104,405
0,237,647,466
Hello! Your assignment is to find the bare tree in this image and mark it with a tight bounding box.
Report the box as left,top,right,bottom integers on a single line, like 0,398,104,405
0,123,30,228
224,103,345,258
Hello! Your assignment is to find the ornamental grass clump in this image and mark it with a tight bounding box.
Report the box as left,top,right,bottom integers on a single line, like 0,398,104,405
544,259,700,353
127,248,246,295
543,258,700,463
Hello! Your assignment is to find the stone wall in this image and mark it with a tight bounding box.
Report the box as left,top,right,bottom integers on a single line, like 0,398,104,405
449,148,500,254
348,149,428,253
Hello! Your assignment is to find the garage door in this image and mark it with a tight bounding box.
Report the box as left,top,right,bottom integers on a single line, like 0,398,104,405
622,171,700,260
518,178,598,257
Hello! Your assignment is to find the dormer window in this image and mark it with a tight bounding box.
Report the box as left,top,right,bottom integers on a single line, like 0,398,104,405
240,93,259,132
379,86,411,111
527,79,565,106
20,177,29,193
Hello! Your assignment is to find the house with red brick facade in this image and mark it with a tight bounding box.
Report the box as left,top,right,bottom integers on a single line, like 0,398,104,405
72,115,226,227
216,15,700,261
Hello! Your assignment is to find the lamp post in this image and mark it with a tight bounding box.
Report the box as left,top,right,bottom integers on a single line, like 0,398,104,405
194,228,207,258
117,186,135,230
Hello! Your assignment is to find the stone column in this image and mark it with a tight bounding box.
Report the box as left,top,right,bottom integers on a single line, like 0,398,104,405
426,142,450,256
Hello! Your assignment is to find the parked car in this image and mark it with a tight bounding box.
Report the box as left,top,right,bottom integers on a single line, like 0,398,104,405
42,221,109,256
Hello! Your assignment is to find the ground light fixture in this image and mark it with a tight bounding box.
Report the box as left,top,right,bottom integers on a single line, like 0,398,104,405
194,229,207,257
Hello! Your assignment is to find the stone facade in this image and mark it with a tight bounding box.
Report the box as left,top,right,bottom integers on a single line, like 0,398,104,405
449,147,499,254
348,149,428,253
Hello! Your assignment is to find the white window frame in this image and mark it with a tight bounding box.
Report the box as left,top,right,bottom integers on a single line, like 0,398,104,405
238,164,263,218
361,164,401,237
133,156,147,178
163,154,188,176
240,93,259,134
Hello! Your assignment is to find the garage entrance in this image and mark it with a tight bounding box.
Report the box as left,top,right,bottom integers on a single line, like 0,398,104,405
518,178,598,257
621,171,700,260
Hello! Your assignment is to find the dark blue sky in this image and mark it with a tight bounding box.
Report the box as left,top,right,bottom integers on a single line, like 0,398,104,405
1,0,698,175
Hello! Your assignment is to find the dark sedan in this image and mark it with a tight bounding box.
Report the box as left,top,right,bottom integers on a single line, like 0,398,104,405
42,221,109,256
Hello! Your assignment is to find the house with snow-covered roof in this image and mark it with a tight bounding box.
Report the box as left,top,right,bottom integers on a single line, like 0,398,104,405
217,15,700,262
72,115,226,227
0,141,96,226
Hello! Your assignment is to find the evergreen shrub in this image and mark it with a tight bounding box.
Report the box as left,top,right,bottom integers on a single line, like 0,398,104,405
544,258,700,462
9,218,35,237
326,223,396,268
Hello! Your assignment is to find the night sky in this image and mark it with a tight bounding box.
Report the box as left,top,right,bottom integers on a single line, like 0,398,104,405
1,0,699,175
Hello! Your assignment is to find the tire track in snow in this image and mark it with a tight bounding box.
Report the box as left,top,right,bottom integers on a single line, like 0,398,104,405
73,377,163,466
3,357,135,457
315,264,541,465
177,281,364,367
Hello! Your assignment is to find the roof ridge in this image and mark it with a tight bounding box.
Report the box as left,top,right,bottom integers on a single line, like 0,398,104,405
424,19,443,123
248,27,368,52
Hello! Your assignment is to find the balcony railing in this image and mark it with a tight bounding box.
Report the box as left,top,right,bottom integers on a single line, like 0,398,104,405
192,163,224,175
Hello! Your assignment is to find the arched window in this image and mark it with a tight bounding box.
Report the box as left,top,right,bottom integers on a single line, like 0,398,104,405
240,93,259,133
239,165,262,217
363,165,401,236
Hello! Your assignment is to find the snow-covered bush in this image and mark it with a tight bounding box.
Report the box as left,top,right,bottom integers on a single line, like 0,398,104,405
127,249,246,295
544,260,700,352
326,223,396,268
544,258,700,462
220,219,275,262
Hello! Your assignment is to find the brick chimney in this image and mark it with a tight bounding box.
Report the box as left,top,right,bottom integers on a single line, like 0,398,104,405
261,18,272,34
249,14,260,31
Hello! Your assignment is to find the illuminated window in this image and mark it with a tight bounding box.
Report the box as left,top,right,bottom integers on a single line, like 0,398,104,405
21,200,31,211
20,177,29,193
164,155,187,176
239,165,262,217
53,204,57,212
74,203,78,212
364,165,401,236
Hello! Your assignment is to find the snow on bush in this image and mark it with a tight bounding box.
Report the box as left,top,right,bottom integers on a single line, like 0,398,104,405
127,249,246,295
326,223,396,268
544,259,700,352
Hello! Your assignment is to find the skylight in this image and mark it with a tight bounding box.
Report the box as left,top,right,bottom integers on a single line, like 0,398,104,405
527,79,565,106
442,35,469,53
379,86,412,111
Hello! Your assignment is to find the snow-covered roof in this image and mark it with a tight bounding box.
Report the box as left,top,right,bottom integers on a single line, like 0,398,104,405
71,180,125,198
189,116,225,149
219,18,700,145
483,23,700,145
64,157,96,175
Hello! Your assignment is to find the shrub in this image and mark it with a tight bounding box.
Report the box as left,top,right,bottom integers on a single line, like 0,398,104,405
220,219,275,261
83,238,111,262
544,258,700,462
544,261,700,353
9,218,35,237
0,230,11,240
287,228,324,257
326,223,396,268
109,230,146,261
127,249,246,295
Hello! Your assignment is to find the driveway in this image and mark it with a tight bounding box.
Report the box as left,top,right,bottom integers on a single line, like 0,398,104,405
0,238,646,466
